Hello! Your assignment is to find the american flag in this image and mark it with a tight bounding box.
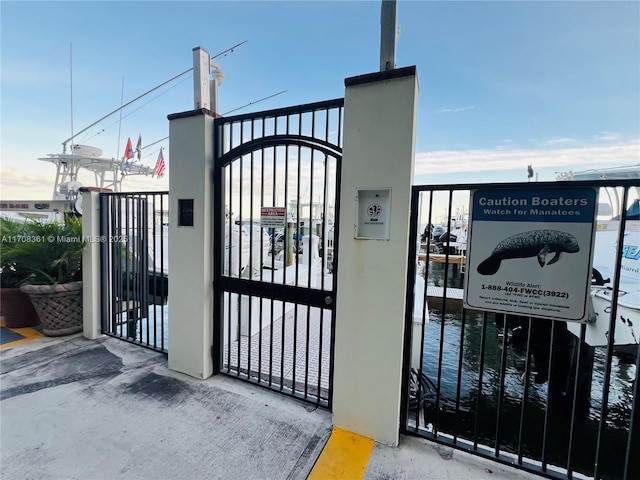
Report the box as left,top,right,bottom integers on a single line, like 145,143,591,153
154,149,166,178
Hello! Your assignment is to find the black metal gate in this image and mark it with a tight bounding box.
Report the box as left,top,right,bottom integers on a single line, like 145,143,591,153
100,191,169,353
401,180,639,479
213,98,343,408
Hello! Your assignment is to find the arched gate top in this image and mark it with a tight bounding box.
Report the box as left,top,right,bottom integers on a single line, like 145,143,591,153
215,134,342,169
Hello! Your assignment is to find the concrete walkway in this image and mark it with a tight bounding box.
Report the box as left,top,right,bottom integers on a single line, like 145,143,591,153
1,334,543,480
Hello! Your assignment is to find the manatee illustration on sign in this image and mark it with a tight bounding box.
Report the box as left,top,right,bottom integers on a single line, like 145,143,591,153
477,229,580,275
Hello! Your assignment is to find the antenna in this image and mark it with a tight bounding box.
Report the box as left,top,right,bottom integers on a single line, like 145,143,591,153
116,77,125,159
68,43,74,154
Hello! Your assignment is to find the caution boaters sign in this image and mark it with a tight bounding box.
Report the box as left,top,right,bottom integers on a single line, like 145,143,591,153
464,186,598,322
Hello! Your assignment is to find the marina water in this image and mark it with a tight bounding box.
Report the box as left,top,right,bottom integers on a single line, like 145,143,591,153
418,261,637,479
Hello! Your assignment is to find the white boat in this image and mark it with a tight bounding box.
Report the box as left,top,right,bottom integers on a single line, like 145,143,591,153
37,144,156,214
423,207,469,256
557,165,640,356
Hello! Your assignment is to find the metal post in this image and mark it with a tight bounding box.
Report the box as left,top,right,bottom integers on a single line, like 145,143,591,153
193,46,211,110
380,0,397,71
286,219,295,266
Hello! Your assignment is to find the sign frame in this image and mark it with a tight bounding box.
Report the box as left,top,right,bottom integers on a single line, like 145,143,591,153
260,207,286,229
355,187,391,240
464,186,598,321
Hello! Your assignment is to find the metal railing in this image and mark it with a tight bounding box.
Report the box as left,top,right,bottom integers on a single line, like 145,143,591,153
402,180,639,479
100,192,168,353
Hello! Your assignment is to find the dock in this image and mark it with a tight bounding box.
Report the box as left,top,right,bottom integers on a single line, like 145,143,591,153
418,253,466,265
424,286,465,309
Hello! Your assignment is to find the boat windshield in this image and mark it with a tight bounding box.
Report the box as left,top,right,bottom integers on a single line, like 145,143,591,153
625,199,640,220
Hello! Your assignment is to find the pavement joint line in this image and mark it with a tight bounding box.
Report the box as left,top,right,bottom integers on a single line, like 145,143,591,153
308,426,375,480
0,322,44,350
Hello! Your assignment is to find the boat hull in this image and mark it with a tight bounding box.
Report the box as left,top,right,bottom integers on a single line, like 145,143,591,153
566,219,639,351
567,286,640,348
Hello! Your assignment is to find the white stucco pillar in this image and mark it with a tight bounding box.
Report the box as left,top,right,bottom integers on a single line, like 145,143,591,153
333,67,418,445
167,108,216,379
81,190,102,339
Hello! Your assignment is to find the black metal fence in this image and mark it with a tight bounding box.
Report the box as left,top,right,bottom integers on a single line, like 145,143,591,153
402,180,639,479
100,192,169,353
213,99,343,407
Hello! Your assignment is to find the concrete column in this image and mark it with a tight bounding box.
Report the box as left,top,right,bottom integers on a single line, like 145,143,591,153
333,67,418,445
167,108,216,379
81,190,102,339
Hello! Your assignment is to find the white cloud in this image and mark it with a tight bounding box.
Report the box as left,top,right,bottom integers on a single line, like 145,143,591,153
0,168,55,199
542,137,576,146
120,175,169,193
414,140,640,176
2,141,638,201
596,131,623,142
0,166,168,200
436,105,476,114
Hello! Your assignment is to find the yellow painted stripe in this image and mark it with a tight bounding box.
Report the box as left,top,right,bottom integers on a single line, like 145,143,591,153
308,427,375,480
0,324,44,350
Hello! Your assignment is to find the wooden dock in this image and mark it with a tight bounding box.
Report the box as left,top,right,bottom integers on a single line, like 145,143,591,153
418,253,466,265
424,286,464,309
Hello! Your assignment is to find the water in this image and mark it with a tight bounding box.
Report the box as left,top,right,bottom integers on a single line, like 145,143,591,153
122,303,169,352
416,261,638,479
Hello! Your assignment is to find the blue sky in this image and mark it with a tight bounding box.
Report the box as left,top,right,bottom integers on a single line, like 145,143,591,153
1,0,639,199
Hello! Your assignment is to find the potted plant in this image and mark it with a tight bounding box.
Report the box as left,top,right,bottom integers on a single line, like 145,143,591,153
2,216,85,336
0,218,40,328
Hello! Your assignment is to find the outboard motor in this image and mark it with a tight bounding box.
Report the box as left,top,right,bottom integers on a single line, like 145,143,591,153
56,181,84,215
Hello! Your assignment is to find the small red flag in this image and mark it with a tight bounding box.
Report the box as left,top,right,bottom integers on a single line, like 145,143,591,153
123,137,134,160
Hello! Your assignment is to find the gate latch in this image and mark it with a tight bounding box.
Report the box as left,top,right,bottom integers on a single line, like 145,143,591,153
324,295,333,306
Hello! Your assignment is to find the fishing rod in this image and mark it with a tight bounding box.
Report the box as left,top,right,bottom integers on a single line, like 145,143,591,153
62,41,248,153
78,74,191,145
223,90,287,115
137,90,288,157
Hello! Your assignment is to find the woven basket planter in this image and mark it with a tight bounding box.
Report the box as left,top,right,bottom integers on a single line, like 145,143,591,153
20,281,82,337
0,288,40,328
